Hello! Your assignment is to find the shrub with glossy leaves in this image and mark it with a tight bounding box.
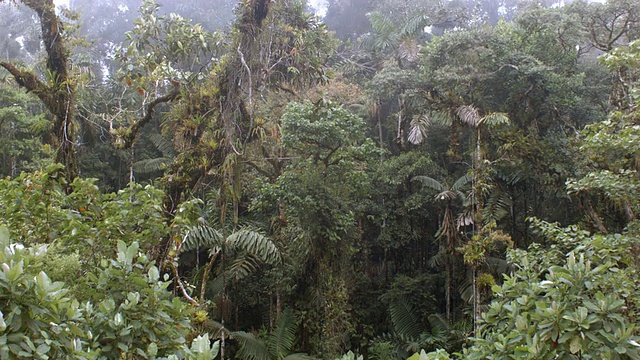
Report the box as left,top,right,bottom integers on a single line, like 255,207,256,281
417,220,640,359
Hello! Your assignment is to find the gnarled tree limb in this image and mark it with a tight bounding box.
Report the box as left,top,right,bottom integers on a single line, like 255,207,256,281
112,86,182,149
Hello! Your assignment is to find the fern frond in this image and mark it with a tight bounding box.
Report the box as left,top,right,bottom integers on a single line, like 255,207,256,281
231,331,270,360
390,297,424,340
269,309,299,358
181,225,223,253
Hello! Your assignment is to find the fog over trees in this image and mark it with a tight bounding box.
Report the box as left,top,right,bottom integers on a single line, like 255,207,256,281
0,0,639,358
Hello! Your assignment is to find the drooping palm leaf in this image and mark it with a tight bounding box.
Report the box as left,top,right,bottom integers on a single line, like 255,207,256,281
148,132,176,158
133,157,173,174
479,112,509,127
430,110,454,126
226,229,282,266
408,114,430,145
413,175,446,193
181,225,224,253
227,254,261,281
456,105,480,127
451,175,472,192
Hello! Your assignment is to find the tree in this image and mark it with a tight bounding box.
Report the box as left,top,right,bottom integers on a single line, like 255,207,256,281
1,0,78,182
413,174,472,322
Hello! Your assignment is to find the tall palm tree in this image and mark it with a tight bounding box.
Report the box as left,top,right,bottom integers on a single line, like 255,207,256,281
413,174,472,321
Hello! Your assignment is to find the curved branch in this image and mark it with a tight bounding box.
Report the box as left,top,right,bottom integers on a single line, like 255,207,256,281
0,62,50,102
113,86,181,149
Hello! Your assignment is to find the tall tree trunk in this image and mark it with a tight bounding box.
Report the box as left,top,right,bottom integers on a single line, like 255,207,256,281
1,0,77,183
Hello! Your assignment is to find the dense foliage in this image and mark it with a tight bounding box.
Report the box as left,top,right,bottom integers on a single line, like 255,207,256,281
1,0,640,358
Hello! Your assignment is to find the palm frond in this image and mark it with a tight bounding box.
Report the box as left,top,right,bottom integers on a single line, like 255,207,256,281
456,105,480,127
366,12,400,52
431,110,453,126
181,225,224,253
226,229,282,265
483,191,512,223
427,248,447,268
401,13,430,37
29,115,52,135
149,132,176,157
227,254,261,281
479,112,509,127
268,309,299,359
389,297,424,340
451,175,472,192
458,276,474,304
413,175,446,193
133,157,172,174
427,314,451,333
456,206,474,229
408,114,430,145
231,331,270,360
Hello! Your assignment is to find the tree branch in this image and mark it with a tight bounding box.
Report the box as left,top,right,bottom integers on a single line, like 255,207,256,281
113,86,181,149
0,62,51,102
